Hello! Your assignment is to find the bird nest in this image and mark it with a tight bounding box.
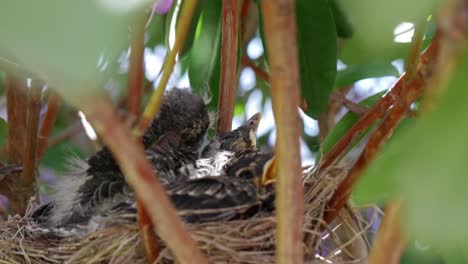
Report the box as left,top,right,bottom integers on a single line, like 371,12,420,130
0,165,379,263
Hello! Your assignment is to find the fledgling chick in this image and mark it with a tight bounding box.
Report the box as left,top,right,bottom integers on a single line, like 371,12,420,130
166,150,276,222
33,88,210,226
201,113,262,158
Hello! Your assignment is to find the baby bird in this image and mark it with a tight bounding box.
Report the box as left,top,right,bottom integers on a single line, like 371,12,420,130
33,88,210,226
201,113,262,158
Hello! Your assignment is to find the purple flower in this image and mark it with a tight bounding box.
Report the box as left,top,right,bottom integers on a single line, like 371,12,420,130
153,0,174,15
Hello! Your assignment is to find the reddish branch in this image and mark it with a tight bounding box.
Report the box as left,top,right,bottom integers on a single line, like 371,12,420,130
368,201,406,264
37,91,61,160
126,13,159,263
46,121,82,149
216,0,239,135
127,15,146,123
323,31,440,224
20,81,42,204
318,35,440,173
260,0,304,263
4,75,28,213
79,96,207,264
240,0,252,45
137,202,159,261
241,55,269,81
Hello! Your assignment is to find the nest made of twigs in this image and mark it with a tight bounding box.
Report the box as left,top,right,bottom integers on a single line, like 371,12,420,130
0,164,380,264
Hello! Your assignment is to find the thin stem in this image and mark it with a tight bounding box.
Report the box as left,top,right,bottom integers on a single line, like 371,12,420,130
137,0,199,135
241,55,269,81
22,81,42,189
324,30,440,225
37,90,61,160
240,0,252,45
216,0,239,135
127,13,159,262
260,0,304,263
4,75,28,214
127,14,147,123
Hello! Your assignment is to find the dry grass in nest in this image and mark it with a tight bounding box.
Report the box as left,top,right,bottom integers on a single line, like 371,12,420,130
0,164,380,263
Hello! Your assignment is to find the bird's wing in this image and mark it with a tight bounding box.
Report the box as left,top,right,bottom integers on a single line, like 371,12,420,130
167,176,258,210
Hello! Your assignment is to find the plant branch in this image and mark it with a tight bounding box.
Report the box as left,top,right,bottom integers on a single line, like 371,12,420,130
216,0,239,135
241,55,269,81
368,201,405,264
4,75,28,213
37,90,61,160
240,0,252,45
20,81,42,203
318,31,440,173
324,28,440,225
79,95,207,264
127,14,147,123
136,0,199,134
260,0,304,263
127,13,159,263
46,120,82,149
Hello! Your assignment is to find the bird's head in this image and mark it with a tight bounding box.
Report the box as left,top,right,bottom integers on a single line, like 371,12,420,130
219,112,262,155
225,151,276,191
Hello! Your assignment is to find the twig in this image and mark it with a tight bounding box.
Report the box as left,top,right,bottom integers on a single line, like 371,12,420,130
127,13,159,263
20,81,42,206
136,0,199,135
240,0,253,45
127,14,147,124
318,87,352,142
46,120,82,149
4,75,28,213
329,91,368,116
37,91,61,160
318,30,440,173
324,26,439,225
79,95,207,264
137,202,159,262
134,4,198,261
216,0,239,135
241,56,269,81
260,1,304,263
368,201,405,264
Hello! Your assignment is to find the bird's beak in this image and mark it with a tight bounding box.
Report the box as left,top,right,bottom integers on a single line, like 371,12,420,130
245,112,262,134
261,156,276,186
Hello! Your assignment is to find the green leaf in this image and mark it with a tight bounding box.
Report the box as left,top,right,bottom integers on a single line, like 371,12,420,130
147,13,167,48
338,0,439,65
165,0,206,58
0,118,8,147
334,63,399,89
188,0,222,110
321,91,386,155
357,49,468,249
0,1,144,101
329,0,354,38
296,0,338,118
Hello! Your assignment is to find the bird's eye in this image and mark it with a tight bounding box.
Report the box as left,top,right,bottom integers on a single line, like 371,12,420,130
237,168,255,180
